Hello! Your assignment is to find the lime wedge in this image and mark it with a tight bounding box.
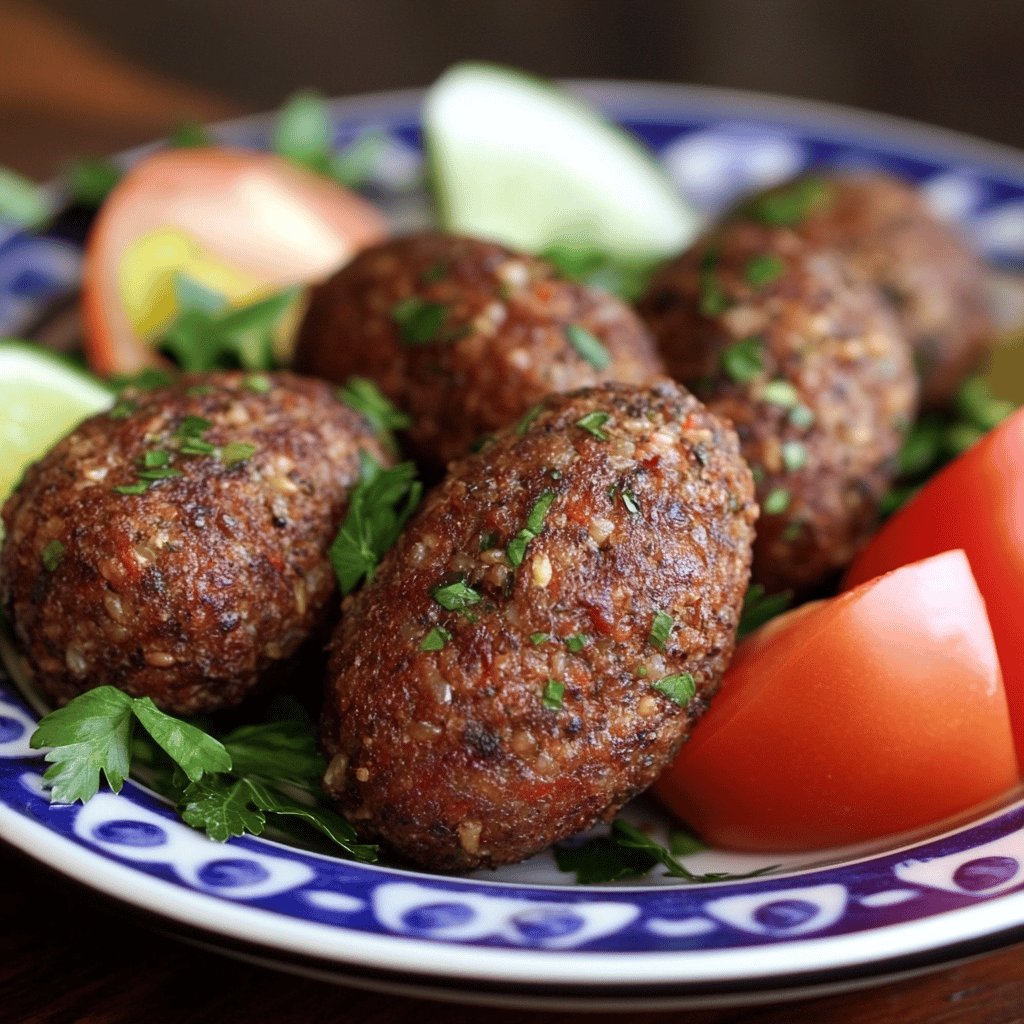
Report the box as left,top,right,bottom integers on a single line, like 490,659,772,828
0,341,113,505
424,63,700,260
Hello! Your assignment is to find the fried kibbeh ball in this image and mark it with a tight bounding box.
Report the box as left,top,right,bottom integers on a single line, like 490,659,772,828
293,232,664,466
0,371,388,716
638,219,918,595
320,380,756,871
733,172,993,407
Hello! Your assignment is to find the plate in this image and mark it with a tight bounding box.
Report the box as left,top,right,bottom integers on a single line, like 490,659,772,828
3,81,1024,1010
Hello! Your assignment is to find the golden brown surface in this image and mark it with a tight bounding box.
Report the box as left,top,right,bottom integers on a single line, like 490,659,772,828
639,220,918,594
322,380,756,870
1,371,386,714
294,232,664,466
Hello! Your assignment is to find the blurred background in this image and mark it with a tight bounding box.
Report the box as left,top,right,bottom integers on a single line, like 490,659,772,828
2,0,1024,176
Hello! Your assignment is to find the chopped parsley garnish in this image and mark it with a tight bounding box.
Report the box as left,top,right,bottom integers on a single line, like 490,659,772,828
175,415,213,439
179,437,217,457
41,540,65,572
763,487,791,515
329,453,422,594
420,626,452,651
738,583,792,639
273,89,332,170
507,491,557,567
565,324,611,370
721,336,764,384
515,403,544,435
564,633,588,653
575,411,611,440
142,449,170,469
743,253,786,288
742,176,831,227
781,440,808,471
432,580,482,611
542,680,566,711
619,489,640,515
30,689,376,861
649,611,674,651
761,379,800,408
652,672,696,705
66,156,121,209
529,631,550,645
157,279,296,372
479,530,499,551
556,819,776,884
421,261,448,284
525,491,556,534
243,374,272,394
781,520,805,542
112,481,149,496
698,248,730,317
110,368,172,393
186,384,215,397
391,296,448,345
108,399,136,420
221,441,257,467
789,404,815,429
339,377,411,456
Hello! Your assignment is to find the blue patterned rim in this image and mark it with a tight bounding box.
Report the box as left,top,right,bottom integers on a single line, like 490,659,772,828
3,82,1024,1006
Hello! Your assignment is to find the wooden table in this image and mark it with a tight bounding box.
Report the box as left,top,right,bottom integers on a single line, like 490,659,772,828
3,2,1024,1020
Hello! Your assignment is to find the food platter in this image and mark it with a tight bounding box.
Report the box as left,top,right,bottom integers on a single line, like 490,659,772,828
3,81,1024,1009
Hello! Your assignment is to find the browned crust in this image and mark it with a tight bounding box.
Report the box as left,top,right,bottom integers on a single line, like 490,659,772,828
320,380,756,871
293,232,664,465
0,371,387,715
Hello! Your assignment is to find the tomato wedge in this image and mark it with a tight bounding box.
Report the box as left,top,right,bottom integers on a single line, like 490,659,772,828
654,550,1018,852
82,147,389,375
845,407,1024,760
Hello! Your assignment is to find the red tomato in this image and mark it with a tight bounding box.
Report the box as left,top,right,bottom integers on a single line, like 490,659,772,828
82,147,389,375
654,550,1019,852
845,408,1024,760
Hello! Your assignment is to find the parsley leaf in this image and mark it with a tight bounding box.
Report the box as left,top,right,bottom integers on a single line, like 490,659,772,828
540,243,659,301
564,633,588,653
762,487,791,515
575,411,611,440
507,491,556,567
218,704,323,789
420,626,452,651
273,90,333,170
649,610,674,651
738,583,792,639
515,403,544,435
742,176,832,227
30,688,137,803
330,453,422,595
41,540,65,572
554,834,655,883
565,324,611,370
338,377,411,457
652,673,696,705
743,253,786,288
0,165,48,230
180,775,265,842
542,680,565,711
721,336,764,383
391,297,448,345
433,580,482,611
66,157,121,208
157,280,297,372
698,248,730,317
132,698,232,783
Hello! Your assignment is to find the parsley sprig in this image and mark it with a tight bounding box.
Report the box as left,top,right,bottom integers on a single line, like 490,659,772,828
338,377,411,457
556,819,777,884
29,690,377,861
329,453,422,594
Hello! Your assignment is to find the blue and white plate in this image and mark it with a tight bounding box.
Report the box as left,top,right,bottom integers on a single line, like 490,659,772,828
3,82,1024,1010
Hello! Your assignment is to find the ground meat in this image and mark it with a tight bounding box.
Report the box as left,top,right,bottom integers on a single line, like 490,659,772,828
638,220,918,594
292,232,664,466
0,371,387,715
320,380,756,871
731,172,993,407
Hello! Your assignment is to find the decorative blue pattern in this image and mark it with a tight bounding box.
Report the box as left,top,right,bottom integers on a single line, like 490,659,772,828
3,87,1024,988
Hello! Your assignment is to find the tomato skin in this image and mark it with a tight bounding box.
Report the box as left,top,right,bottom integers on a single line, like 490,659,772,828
654,551,1019,852
82,147,389,375
844,408,1024,761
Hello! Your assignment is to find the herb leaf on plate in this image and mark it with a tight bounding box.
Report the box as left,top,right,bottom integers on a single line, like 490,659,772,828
330,453,422,594
738,583,792,639
0,166,48,230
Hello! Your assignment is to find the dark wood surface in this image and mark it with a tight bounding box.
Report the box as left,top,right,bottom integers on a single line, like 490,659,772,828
3,3,1024,1021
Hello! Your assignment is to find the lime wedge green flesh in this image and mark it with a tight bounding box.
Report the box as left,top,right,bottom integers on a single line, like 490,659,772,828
0,342,112,505
424,62,701,260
